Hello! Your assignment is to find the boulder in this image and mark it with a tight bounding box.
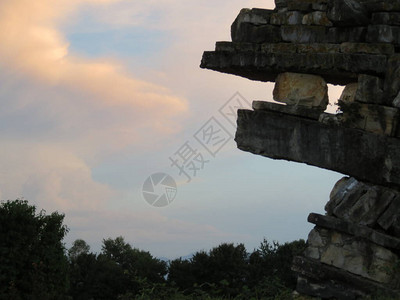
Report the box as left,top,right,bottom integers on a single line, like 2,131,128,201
273,72,329,110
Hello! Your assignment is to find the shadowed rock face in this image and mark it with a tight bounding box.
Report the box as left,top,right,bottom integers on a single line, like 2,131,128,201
236,108,400,187
201,0,400,298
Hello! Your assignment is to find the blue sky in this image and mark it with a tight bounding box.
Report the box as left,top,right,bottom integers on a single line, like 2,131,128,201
0,0,344,258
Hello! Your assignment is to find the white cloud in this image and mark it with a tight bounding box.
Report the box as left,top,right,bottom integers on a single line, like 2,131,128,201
0,141,114,211
0,0,187,123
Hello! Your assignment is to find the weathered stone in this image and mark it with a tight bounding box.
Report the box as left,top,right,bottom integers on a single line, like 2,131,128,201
270,11,304,25
327,27,367,43
305,228,329,260
287,0,329,12
326,177,354,211
273,72,329,109
201,50,387,85
355,74,385,105
394,92,400,108
339,42,395,55
235,109,400,187
339,83,358,103
261,43,297,53
253,100,324,120
340,102,399,136
327,177,396,226
232,8,273,27
302,11,333,26
361,0,400,12
351,189,396,227
231,9,278,43
392,216,400,238
232,23,282,43
280,25,327,43
215,42,260,52
325,180,382,226
326,177,361,216
293,256,400,298
367,25,400,44
274,0,288,9
296,276,363,299
275,7,289,14
308,213,400,250
296,43,339,53
327,0,369,26
372,12,400,25
378,195,400,234
303,227,400,285
318,112,342,126
384,54,400,101
312,3,328,11
202,2,400,297
262,43,340,54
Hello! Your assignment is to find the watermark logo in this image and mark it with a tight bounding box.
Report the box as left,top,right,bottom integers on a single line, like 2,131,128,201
219,92,252,127
142,173,177,208
194,117,232,157
142,92,251,207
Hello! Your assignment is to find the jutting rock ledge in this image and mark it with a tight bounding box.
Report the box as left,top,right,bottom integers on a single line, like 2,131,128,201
201,0,400,298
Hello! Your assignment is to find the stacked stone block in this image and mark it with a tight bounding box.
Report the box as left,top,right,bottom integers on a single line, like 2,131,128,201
201,0,400,298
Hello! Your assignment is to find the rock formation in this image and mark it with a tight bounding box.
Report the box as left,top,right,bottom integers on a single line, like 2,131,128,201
201,0,400,298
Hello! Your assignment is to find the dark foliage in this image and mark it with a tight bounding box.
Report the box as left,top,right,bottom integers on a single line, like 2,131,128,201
0,199,69,299
168,239,306,299
1,199,307,299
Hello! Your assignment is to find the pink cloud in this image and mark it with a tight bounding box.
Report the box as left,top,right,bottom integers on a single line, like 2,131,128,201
0,0,187,119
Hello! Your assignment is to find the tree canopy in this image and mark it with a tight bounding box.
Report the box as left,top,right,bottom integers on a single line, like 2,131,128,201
0,199,69,299
1,199,307,300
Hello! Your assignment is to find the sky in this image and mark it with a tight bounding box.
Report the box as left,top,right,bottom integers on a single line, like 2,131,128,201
0,0,345,259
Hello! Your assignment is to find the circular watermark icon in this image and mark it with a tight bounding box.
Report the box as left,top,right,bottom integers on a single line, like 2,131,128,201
142,173,177,207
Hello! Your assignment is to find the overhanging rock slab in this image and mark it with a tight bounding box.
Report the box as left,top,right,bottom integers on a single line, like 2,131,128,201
235,109,400,187
201,48,387,85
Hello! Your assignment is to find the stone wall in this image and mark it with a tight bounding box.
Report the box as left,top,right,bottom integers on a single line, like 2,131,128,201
201,0,400,298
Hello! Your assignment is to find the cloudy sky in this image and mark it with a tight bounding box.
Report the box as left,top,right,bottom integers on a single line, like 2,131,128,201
0,0,345,258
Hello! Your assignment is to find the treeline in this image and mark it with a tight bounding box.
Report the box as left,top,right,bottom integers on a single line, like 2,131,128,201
0,199,306,300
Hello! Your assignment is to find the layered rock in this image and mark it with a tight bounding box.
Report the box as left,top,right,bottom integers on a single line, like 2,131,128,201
236,108,400,187
201,0,400,298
